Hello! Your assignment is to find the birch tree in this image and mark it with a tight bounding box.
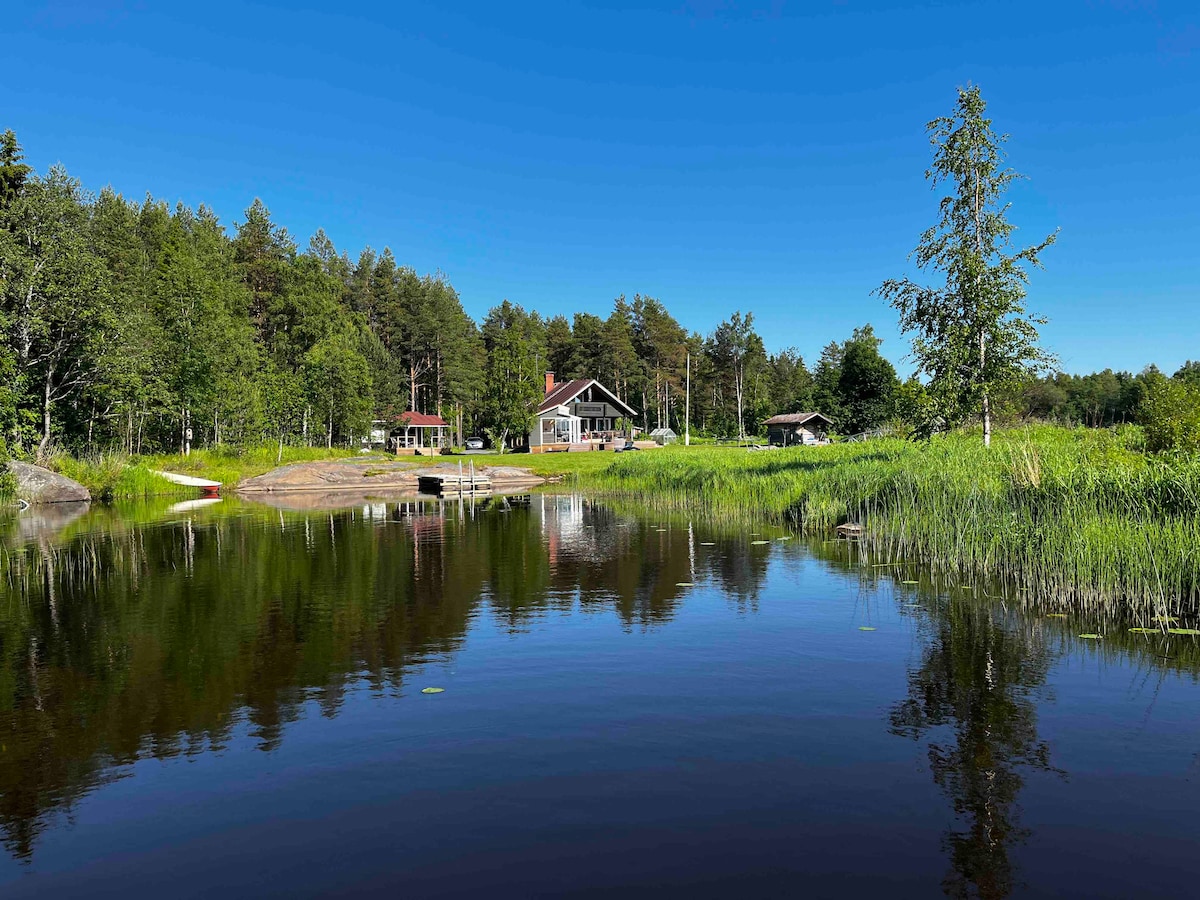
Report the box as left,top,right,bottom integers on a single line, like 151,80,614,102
878,85,1056,446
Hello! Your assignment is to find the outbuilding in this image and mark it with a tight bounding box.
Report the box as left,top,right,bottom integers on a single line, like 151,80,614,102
649,427,678,445
762,412,834,447
391,412,450,456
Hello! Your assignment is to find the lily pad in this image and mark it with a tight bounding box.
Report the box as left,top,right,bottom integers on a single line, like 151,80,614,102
700,542,716,546
1168,628,1200,636
751,540,770,545
1128,627,1159,634
900,580,919,585
858,626,877,632
1046,613,1068,618
1152,616,1178,624
775,536,792,541
420,687,445,694
1078,633,1102,640
675,582,695,587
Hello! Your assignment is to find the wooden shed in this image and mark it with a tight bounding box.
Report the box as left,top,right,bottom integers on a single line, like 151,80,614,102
762,412,834,447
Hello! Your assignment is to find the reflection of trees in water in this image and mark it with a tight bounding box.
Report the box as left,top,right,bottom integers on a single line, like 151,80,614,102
889,598,1060,899
0,497,770,860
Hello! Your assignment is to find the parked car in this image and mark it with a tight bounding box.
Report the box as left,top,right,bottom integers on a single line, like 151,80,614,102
465,436,485,450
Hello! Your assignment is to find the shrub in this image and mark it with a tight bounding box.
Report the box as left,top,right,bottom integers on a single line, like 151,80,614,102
1141,377,1200,454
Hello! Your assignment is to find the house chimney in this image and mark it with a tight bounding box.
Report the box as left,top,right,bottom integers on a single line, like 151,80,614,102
545,372,556,394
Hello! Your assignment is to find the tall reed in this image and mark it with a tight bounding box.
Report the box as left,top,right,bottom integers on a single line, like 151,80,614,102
574,426,1200,614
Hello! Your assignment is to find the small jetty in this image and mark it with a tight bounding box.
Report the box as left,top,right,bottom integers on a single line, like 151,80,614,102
835,523,863,539
417,463,491,497
152,470,222,497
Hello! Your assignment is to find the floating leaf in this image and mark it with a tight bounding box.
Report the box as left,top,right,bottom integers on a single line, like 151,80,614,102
700,542,716,546
675,582,694,587
1128,627,1159,634
1046,613,1067,618
901,580,919,585
775,536,792,541
1152,616,1178,624
1078,633,1102,640
751,540,770,545
1168,628,1200,636
420,687,445,694
858,626,877,632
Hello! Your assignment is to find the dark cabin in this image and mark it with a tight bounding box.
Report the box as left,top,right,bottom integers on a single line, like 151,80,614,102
762,412,834,447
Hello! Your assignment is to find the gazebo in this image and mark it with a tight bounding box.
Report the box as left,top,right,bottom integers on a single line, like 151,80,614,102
391,412,449,456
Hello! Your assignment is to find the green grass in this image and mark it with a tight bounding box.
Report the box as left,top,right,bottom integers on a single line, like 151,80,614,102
51,445,381,501
544,426,1200,614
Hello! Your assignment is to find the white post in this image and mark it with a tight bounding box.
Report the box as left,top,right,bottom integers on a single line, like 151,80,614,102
685,352,691,446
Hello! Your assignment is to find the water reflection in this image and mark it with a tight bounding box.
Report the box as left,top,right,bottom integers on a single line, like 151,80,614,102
0,495,1198,896
890,598,1060,898
0,495,771,860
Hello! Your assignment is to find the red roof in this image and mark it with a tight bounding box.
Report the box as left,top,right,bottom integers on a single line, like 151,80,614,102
396,412,448,427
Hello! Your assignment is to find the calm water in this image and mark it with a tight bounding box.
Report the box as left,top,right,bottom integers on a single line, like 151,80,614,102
1,493,1199,898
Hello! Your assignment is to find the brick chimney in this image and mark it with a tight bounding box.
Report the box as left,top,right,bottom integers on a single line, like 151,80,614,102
545,372,556,394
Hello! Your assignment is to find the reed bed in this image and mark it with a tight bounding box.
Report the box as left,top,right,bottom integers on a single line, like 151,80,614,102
577,426,1200,614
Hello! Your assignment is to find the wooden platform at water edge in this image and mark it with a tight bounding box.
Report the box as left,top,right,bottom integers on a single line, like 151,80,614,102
417,470,492,497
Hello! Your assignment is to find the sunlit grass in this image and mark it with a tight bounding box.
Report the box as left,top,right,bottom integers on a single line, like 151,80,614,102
556,426,1200,613
52,445,380,501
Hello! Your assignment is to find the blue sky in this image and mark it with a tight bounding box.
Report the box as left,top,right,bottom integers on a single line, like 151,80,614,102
8,0,1199,375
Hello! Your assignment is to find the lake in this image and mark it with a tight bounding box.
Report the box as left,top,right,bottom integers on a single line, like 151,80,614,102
1,493,1199,898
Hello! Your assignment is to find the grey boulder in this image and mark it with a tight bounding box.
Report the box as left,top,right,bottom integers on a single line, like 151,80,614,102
7,461,91,504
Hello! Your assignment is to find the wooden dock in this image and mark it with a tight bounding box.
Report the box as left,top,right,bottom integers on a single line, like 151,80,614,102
417,463,491,497
835,523,863,539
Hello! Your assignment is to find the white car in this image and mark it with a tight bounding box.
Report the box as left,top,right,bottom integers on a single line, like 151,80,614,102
465,437,485,450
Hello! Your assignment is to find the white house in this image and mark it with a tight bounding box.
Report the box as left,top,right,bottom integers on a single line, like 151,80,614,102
529,373,639,452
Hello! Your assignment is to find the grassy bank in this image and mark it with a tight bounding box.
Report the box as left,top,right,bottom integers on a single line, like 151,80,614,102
51,446,374,501
542,427,1200,613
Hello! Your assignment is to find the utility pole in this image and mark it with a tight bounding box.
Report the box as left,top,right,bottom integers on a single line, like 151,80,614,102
685,352,691,446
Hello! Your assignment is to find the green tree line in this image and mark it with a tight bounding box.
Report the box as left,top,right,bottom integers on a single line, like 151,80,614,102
1,125,1196,460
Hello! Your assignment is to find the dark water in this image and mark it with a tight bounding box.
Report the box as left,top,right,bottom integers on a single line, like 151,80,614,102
1,493,1199,898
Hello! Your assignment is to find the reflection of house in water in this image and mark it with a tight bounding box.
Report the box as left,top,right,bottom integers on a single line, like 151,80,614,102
539,494,588,570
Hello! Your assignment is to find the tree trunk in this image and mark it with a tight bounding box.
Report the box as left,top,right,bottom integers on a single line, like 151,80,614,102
980,329,990,448
327,408,333,449
734,365,745,440
38,365,53,460
982,390,991,448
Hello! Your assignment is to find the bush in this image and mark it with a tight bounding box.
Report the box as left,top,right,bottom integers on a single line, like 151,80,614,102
0,437,13,500
1141,377,1200,454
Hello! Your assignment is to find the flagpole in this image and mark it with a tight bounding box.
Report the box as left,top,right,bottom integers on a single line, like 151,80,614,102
685,351,691,446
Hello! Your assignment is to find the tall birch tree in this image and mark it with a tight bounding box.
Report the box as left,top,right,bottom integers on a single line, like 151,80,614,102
878,85,1056,446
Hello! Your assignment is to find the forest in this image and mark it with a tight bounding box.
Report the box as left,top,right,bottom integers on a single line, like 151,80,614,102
0,128,1196,461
